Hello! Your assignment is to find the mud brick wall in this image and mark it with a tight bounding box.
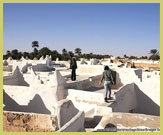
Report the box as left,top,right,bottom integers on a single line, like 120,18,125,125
127,63,160,71
3,111,58,132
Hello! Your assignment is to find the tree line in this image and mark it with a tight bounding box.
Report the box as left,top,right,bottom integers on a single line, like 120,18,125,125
3,41,160,61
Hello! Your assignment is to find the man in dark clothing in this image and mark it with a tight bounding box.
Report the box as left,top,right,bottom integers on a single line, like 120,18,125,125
70,56,77,81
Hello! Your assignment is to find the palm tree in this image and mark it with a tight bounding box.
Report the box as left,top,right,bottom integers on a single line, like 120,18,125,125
6,50,11,57
62,48,68,60
11,49,19,59
149,49,160,60
32,41,39,58
75,48,81,57
32,41,39,48
52,50,59,60
62,48,67,54
68,51,74,57
149,49,158,55
90,52,93,58
124,54,128,58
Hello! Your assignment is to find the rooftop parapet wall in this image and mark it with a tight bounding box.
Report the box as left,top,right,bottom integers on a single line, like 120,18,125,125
3,86,31,105
110,83,137,113
77,65,104,75
76,65,142,82
57,111,85,132
3,99,86,132
134,84,160,116
67,89,105,105
66,67,142,90
133,63,160,71
115,68,142,84
3,67,29,86
56,99,85,132
110,83,160,116
3,89,51,115
66,89,112,117
131,60,160,64
12,61,28,73
3,65,12,72
135,77,160,106
66,75,102,89
3,70,68,115
3,85,62,115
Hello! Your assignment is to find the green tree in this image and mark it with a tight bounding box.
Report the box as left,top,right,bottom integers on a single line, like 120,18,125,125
85,53,92,60
62,48,68,60
3,55,8,60
52,50,59,60
32,41,39,57
149,49,160,60
38,47,52,58
149,49,158,55
23,52,30,58
116,56,121,59
75,48,82,57
29,52,35,59
129,56,137,59
33,48,39,57
90,52,93,58
11,49,19,59
32,41,39,48
62,48,67,54
4,50,11,59
124,54,128,58
68,51,74,57
6,50,11,56
149,55,160,60
18,52,22,59
139,56,148,59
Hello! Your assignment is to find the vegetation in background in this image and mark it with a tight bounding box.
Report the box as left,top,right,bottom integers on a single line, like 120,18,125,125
3,41,160,61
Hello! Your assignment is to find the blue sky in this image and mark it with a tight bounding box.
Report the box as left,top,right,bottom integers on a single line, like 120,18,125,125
3,3,160,57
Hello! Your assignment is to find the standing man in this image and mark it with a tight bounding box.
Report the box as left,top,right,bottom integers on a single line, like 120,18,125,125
99,66,114,102
70,55,77,81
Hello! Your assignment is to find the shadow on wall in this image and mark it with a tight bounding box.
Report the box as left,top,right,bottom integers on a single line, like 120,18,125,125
134,70,142,82
66,71,123,91
109,83,160,116
4,66,30,86
3,74,29,87
32,64,55,72
134,84,160,116
84,116,102,128
3,90,51,114
109,83,137,113
111,72,123,89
